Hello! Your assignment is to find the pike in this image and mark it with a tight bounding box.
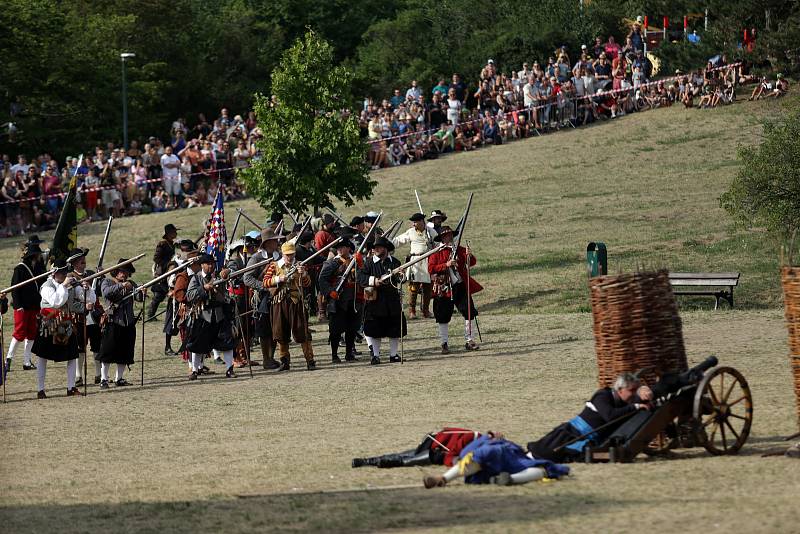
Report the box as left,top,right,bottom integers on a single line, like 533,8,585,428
280,201,299,225
294,216,312,241
236,208,263,231
120,257,202,301
331,211,383,299
414,189,424,215
229,210,243,243
68,254,146,288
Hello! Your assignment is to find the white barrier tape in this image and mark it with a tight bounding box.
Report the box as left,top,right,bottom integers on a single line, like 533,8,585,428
0,165,251,206
366,62,741,146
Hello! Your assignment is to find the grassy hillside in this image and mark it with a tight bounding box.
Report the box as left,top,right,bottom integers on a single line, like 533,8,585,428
3,92,795,315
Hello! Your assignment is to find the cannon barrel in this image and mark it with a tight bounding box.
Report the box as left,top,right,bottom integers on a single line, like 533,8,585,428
650,356,719,399
685,356,719,382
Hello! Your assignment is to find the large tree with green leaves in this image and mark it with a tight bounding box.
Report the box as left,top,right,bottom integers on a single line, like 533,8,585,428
721,108,800,247
240,31,374,213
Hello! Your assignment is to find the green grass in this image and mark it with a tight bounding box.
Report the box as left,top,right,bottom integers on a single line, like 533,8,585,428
0,91,798,533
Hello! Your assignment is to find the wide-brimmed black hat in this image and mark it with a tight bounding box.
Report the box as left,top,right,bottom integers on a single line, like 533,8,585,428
427,210,447,222
23,243,43,257
409,212,425,222
178,239,197,251
163,224,180,237
433,225,459,242
370,236,395,252
111,258,136,275
298,231,315,245
322,213,336,226
198,253,216,264
336,238,355,252
67,248,90,264
350,216,365,227
53,259,70,274
26,234,45,245
335,226,357,238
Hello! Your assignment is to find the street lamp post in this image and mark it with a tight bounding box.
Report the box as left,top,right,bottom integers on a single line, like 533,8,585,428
120,52,135,150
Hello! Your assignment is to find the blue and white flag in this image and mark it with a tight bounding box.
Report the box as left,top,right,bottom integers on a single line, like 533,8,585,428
205,188,227,269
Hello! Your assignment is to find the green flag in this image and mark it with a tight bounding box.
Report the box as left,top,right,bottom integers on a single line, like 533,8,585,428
50,174,78,265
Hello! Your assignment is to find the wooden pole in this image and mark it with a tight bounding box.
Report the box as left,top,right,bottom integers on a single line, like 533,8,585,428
140,293,146,386
83,289,88,396
1,312,6,403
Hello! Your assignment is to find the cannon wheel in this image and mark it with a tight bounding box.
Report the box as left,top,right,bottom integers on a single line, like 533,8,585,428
693,366,753,455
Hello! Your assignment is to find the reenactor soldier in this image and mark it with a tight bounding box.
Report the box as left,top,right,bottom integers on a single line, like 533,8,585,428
243,228,283,370
148,223,179,319
318,238,361,363
263,241,316,371
392,213,435,319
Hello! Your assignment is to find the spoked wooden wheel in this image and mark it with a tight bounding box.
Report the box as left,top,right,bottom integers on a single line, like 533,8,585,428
693,366,753,455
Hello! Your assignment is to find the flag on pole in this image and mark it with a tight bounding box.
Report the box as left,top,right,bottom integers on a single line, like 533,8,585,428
205,187,227,269
50,155,82,265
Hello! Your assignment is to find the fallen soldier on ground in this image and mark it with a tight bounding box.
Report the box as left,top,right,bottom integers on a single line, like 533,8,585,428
422,434,570,488
352,427,484,468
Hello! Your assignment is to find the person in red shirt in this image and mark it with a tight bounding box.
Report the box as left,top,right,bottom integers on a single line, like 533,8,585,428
427,226,483,353
351,427,487,468
313,214,338,320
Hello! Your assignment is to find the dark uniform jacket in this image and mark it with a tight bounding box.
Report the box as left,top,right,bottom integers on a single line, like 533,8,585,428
318,255,356,314
152,239,175,276
11,260,45,310
356,254,402,319
101,278,142,327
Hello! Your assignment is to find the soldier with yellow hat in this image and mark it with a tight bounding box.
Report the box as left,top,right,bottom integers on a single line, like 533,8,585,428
262,241,316,371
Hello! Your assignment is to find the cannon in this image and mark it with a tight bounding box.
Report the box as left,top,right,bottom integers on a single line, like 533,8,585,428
584,356,754,463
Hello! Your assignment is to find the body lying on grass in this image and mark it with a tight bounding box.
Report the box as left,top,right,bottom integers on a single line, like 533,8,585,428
352,427,485,469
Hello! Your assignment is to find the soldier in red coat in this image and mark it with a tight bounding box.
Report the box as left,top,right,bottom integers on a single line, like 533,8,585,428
351,427,485,469
427,226,483,353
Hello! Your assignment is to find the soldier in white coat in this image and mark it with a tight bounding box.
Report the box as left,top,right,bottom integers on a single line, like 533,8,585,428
392,213,435,319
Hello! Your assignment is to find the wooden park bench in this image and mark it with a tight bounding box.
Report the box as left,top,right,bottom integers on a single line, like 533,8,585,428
668,272,741,310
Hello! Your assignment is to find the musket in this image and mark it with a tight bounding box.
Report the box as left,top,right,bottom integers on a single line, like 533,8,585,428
414,189,424,215
236,208,263,230
283,237,343,278
383,219,402,239
326,208,348,226
280,201,299,225
229,210,243,243
121,257,201,301
211,257,273,287
69,254,146,287
96,216,113,271
1,268,57,294
451,192,474,259
374,244,446,283
293,216,312,241
331,211,383,297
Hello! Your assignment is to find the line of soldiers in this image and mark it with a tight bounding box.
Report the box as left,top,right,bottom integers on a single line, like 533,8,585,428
3,205,485,397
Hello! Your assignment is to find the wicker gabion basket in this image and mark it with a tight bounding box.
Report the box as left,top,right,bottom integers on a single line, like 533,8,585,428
780,266,800,427
590,270,689,388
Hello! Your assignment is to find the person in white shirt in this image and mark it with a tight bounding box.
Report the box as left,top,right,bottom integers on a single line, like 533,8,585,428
160,146,181,208
392,213,435,319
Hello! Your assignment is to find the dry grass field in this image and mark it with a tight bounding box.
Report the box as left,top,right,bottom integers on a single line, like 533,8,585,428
1,92,798,533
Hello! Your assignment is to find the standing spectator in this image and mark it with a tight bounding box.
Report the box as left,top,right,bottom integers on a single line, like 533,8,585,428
218,108,232,129
390,89,404,109
10,155,30,178
427,92,446,131
446,88,462,128
84,167,100,221
592,36,604,59
406,80,421,102
233,140,251,170
449,73,467,104
604,35,621,59
41,166,61,215
629,20,644,52
432,79,449,97
160,146,181,209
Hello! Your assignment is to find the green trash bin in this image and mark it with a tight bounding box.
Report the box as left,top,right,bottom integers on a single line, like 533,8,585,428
586,242,607,278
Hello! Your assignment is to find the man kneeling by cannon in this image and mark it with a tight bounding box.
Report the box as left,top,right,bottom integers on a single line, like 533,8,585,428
527,372,653,463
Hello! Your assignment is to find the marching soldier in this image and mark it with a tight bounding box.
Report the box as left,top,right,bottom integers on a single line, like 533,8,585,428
96,259,145,389
185,254,237,380
356,236,406,365
318,238,361,363
68,248,102,386
392,213,435,319
6,237,46,373
263,241,316,371
427,226,482,353
295,230,324,320
314,214,338,320
225,239,250,367
243,228,283,370
349,216,366,247
32,259,90,398
148,223,179,319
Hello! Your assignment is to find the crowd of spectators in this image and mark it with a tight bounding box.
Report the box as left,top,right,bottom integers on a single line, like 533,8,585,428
1,22,787,237
357,23,776,169
0,109,259,237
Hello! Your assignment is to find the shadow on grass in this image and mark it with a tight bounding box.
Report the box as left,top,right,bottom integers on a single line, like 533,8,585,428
0,487,623,533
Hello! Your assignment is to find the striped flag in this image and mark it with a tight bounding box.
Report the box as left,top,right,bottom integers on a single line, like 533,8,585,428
205,187,227,269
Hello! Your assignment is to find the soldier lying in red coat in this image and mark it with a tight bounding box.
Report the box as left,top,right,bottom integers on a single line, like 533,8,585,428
351,427,487,468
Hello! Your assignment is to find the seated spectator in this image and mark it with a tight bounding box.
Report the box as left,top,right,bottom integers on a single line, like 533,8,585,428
482,116,501,145
431,123,455,153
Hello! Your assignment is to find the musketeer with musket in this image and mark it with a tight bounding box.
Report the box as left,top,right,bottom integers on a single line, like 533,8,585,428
392,213,435,320
32,258,92,399
96,257,146,389
318,238,361,364
243,228,284,370
185,254,237,380
68,248,102,387
356,235,407,365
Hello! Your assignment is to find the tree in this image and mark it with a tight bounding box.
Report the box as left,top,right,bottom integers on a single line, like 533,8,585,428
240,31,375,213
721,108,800,246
